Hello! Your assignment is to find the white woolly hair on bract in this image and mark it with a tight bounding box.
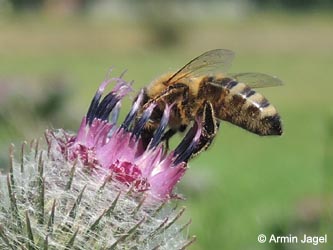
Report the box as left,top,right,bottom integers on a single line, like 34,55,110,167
0,135,195,250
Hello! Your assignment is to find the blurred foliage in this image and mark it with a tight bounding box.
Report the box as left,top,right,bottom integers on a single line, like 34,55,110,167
320,118,333,246
0,76,75,170
252,0,333,10
8,0,44,12
129,0,188,48
5,0,93,14
3,0,333,15
266,119,333,250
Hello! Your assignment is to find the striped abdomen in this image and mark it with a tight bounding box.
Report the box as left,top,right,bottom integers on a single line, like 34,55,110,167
200,77,282,136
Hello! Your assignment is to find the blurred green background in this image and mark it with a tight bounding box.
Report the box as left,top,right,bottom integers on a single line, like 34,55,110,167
0,0,333,249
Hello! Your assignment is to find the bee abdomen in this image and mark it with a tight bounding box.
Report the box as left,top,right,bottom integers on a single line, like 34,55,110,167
211,79,282,136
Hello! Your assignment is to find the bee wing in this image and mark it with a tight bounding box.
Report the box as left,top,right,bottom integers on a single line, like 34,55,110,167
166,49,235,84
228,72,283,88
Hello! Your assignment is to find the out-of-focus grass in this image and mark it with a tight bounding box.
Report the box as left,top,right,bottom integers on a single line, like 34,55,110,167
0,11,332,250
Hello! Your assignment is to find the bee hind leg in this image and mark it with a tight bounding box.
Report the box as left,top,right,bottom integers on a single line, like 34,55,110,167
193,101,219,157
174,101,219,165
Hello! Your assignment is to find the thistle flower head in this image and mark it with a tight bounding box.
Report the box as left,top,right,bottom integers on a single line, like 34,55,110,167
48,71,204,201
0,71,197,249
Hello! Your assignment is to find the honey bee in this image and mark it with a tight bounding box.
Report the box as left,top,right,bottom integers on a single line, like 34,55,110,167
133,49,282,159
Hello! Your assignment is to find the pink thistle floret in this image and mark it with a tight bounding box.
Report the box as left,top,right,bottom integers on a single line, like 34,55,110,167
48,71,207,201
73,117,186,200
